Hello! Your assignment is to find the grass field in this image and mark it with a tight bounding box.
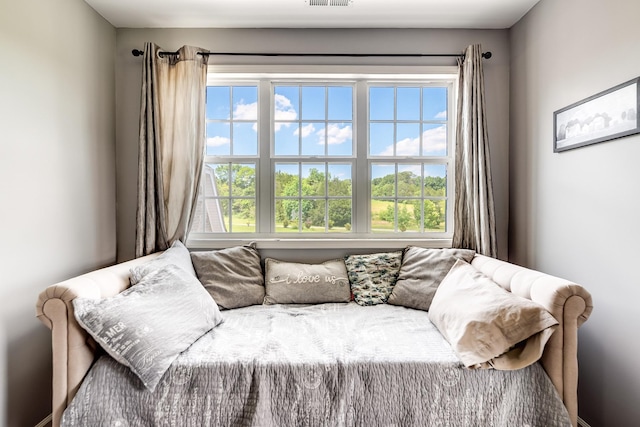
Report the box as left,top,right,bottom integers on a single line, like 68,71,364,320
222,198,443,232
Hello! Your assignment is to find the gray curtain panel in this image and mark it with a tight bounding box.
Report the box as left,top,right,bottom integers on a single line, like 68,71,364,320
136,43,209,257
452,44,497,258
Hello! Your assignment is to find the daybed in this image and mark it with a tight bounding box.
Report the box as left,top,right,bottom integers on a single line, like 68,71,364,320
36,244,593,427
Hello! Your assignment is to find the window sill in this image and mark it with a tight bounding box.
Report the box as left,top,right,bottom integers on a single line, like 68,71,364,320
186,237,453,251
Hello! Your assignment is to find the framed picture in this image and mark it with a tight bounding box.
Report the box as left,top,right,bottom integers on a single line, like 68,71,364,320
553,77,640,152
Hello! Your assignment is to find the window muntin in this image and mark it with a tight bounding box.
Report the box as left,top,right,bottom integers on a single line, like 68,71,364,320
190,71,455,244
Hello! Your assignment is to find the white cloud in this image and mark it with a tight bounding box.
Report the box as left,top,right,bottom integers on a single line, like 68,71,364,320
379,125,446,156
274,94,298,131
393,137,421,156
317,124,352,145
295,123,316,138
206,136,230,147
435,110,447,119
233,101,257,120
422,125,447,154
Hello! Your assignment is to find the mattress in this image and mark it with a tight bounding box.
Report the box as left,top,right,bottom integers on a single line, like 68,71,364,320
62,302,571,426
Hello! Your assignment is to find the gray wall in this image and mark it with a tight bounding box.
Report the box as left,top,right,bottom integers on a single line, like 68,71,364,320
0,0,117,425
115,28,511,262
510,0,640,425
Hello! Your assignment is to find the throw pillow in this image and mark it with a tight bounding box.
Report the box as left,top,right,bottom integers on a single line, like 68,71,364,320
73,264,223,391
129,240,196,285
263,258,351,305
428,259,559,370
190,243,265,309
344,251,403,306
387,246,476,311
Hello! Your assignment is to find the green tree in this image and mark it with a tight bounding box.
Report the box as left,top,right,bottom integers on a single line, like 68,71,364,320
397,205,412,232
413,199,444,230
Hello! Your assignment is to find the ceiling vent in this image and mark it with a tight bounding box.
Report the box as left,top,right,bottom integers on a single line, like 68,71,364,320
308,0,352,6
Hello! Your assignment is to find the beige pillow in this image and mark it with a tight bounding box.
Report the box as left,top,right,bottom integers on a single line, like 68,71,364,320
264,258,351,305
428,259,559,370
387,246,476,311
190,243,264,310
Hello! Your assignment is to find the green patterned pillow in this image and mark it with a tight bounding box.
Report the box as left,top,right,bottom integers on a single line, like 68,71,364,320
344,251,403,306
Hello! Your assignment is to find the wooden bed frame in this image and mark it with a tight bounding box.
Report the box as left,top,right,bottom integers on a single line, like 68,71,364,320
36,253,592,427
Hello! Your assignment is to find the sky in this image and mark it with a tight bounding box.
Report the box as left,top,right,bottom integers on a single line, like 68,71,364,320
205,84,448,178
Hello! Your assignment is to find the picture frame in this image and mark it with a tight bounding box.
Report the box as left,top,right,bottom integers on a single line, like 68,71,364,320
553,77,640,152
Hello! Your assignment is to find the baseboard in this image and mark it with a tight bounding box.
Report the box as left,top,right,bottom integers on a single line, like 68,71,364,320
34,413,52,427
578,416,592,427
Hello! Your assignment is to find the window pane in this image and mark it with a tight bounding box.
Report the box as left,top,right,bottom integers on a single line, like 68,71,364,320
301,123,324,155
424,164,447,196
210,164,230,197
206,122,230,156
397,164,422,197
281,199,300,231
396,123,420,156
370,87,394,120
371,164,395,197
232,199,255,232
397,87,420,120
232,86,258,120
328,86,353,120
274,125,299,156
420,199,446,232
233,123,257,155
302,164,326,197
275,163,299,197
207,86,230,120
397,201,418,232
301,86,325,120
423,87,448,121
422,124,447,156
231,164,256,197
328,164,352,196
328,199,352,232
326,123,353,156
371,199,394,233
302,199,325,232
274,86,299,121
369,123,394,156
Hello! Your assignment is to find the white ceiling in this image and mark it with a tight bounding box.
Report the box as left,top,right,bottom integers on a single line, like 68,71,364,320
84,0,541,29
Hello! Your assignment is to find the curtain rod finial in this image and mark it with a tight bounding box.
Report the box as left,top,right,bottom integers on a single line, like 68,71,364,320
482,51,492,59
132,49,144,57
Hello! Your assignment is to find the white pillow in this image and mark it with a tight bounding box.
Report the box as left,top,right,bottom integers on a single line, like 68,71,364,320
428,259,558,370
73,264,223,391
130,240,196,285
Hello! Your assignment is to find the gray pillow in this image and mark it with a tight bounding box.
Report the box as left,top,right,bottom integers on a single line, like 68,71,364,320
344,251,403,306
129,240,196,285
387,246,476,311
429,259,558,370
190,243,265,309
264,258,351,305
72,264,223,391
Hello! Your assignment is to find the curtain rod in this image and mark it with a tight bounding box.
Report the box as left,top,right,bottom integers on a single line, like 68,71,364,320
130,49,492,59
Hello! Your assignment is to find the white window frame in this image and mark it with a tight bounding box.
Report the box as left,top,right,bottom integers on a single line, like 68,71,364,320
188,65,458,250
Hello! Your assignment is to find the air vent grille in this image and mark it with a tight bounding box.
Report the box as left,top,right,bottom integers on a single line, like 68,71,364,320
309,0,352,6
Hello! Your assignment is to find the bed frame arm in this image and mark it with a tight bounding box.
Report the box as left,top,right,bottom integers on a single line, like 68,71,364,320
471,254,593,427
35,253,159,427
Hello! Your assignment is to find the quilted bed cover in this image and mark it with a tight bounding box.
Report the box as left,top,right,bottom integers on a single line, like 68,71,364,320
62,303,571,427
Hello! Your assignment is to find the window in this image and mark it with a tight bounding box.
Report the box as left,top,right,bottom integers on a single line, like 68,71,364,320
189,66,457,248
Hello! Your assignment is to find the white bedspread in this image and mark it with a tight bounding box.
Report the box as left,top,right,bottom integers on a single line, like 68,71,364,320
62,302,571,426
